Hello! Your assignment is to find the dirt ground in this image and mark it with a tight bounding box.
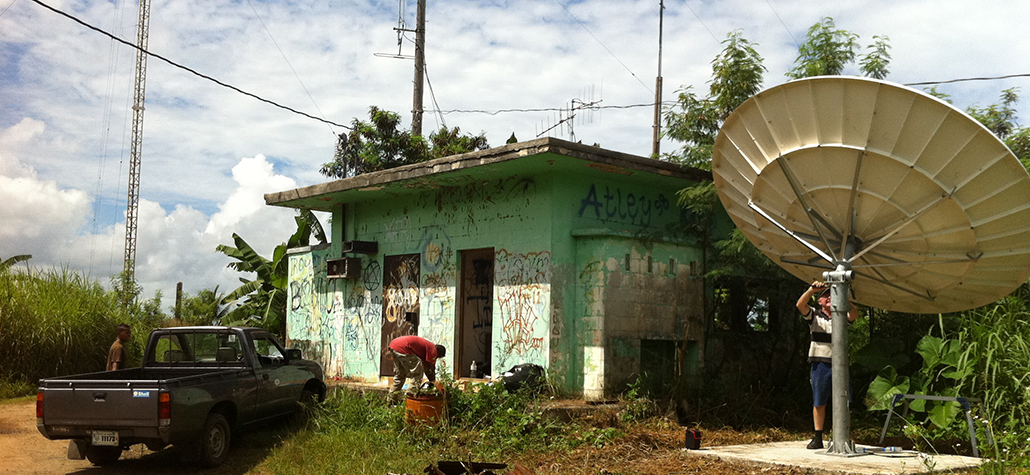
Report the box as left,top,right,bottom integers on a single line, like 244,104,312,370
0,397,291,475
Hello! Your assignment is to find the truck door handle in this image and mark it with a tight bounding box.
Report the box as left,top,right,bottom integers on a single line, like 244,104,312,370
93,392,107,402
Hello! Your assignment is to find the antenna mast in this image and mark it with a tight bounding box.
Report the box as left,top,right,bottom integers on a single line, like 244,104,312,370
374,0,426,136
123,0,151,299
651,0,664,157
411,0,426,136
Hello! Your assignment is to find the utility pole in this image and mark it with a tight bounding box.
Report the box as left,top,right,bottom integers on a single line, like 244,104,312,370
411,0,426,136
651,0,664,157
123,0,151,303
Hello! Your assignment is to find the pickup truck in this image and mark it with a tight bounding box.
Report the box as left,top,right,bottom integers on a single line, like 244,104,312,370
36,326,326,467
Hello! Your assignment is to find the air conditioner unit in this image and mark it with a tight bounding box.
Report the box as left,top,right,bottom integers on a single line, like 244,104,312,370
326,257,362,279
342,240,379,254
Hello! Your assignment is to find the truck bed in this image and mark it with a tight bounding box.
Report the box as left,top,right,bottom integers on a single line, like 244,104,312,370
39,367,249,430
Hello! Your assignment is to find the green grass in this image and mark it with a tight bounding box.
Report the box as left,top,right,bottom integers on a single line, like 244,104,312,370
258,384,595,474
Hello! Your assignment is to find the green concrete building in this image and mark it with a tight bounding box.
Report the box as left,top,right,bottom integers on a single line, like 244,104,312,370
265,138,712,399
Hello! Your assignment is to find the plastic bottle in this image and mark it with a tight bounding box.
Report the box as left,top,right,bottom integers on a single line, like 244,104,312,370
471,360,478,378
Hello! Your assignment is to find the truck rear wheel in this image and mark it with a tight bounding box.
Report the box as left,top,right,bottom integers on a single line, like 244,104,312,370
199,413,231,467
85,445,122,465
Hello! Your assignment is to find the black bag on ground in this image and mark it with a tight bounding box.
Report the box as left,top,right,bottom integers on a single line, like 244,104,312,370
499,363,545,392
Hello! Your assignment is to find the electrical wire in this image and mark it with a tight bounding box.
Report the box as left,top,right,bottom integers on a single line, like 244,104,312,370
424,65,446,129
28,0,351,130
904,73,1030,87
683,0,720,45
0,0,18,18
552,0,653,95
244,0,335,135
763,0,798,48
430,101,679,116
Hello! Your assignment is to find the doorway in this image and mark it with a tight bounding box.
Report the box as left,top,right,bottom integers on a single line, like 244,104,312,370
457,248,494,378
379,253,421,376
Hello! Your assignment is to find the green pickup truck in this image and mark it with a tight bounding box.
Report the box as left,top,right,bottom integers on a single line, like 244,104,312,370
36,326,326,467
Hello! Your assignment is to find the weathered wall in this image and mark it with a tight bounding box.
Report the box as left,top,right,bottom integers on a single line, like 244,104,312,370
556,176,706,399
286,165,708,398
287,175,555,381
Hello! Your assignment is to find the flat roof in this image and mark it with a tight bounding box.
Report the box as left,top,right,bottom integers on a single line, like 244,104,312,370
264,137,710,212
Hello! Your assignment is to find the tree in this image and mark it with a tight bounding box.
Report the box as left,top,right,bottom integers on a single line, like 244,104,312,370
662,19,893,334
859,35,891,80
966,87,1030,169
217,210,326,337
175,287,229,326
787,17,859,79
320,106,489,179
663,31,765,170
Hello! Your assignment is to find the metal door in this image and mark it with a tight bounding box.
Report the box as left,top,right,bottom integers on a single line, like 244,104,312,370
380,254,420,376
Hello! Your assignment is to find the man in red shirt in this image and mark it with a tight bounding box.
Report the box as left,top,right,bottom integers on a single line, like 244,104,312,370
388,335,446,400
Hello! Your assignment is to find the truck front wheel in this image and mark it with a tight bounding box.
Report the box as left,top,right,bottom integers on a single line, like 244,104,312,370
85,446,122,465
199,413,231,467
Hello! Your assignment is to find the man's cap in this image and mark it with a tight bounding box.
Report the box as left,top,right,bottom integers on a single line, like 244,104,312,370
819,288,831,298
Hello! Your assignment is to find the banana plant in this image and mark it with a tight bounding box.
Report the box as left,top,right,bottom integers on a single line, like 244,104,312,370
216,210,325,337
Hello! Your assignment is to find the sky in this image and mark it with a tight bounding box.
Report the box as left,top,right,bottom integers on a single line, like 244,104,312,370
2,0,1028,308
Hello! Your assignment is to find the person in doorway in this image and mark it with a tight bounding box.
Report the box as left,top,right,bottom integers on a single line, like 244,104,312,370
796,281,859,449
106,323,132,371
388,335,446,402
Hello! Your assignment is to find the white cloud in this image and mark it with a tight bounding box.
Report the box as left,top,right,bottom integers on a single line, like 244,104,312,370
1,116,303,301
0,118,92,259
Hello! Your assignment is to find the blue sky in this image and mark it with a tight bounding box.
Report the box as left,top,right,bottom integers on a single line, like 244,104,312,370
2,0,1028,304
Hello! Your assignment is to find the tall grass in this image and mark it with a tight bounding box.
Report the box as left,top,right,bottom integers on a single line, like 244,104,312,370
948,296,1030,471
0,267,139,386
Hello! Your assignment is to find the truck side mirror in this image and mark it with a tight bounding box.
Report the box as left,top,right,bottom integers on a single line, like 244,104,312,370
285,348,302,361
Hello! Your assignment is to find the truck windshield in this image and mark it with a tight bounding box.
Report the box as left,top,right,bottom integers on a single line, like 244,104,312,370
149,331,245,366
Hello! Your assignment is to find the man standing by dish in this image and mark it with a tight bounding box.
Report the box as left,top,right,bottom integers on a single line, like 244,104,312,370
797,281,859,449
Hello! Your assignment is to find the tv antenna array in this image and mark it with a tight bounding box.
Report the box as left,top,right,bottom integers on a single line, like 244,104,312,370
536,85,602,143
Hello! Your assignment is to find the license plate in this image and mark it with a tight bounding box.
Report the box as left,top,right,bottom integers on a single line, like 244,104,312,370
92,430,119,446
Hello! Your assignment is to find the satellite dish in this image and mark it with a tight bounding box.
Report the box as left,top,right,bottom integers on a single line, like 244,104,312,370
713,76,1030,315
712,76,1030,456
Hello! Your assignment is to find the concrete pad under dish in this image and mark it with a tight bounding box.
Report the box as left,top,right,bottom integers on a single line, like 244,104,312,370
683,440,982,474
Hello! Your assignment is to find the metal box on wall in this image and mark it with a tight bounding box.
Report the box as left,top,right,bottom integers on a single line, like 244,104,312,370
326,257,362,279
342,241,378,254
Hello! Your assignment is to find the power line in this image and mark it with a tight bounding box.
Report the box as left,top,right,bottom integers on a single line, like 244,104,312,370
763,0,798,48
28,0,351,130
0,0,18,18
904,73,1030,87
431,102,676,116
552,0,653,95
683,0,720,45
244,0,336,134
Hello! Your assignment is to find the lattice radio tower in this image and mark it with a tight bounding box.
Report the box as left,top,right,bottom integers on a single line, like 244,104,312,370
122,0,151,293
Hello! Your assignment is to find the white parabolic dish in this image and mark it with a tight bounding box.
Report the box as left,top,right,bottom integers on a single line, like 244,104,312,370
713,76,1030,314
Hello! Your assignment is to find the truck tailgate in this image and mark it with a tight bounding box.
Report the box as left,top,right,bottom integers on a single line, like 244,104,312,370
43,381,162,428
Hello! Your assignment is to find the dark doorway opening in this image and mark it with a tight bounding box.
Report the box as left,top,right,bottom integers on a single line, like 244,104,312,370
457,248,493,378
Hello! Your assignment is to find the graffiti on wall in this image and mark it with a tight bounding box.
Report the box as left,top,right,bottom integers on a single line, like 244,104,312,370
288,251,343,376
342,259,383,363
411,177,537,234
495,249,550,365
578,184,671,228
417,227,455,346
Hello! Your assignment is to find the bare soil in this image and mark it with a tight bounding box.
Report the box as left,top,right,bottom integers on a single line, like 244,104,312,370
0,398,294,475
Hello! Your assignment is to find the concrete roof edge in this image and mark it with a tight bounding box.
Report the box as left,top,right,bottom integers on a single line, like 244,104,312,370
264,137,711,207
